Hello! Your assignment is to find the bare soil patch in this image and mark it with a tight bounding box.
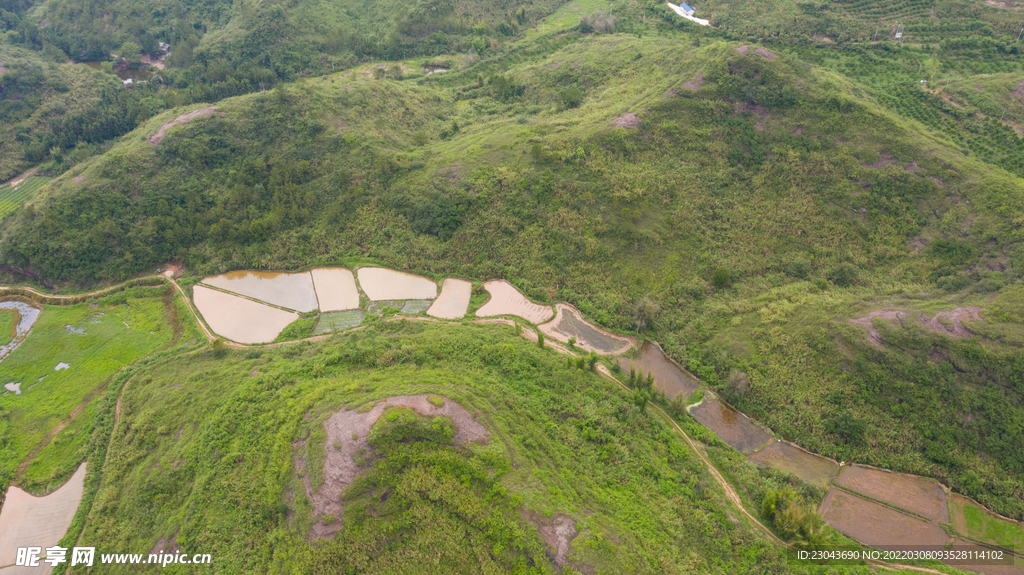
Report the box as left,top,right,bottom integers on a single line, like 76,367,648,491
548,59,565,69
850,310,907,347
835,465,949,522
736,45,750,54
920,306,983,338
792,125,803,135
754,47,777,60
303,395,489,539
521,510,577,568
612,112,640,128
984,0,1019,8
72,175,84,185
1012,82,1024,104
149,106,219,145
819,488,948,548
682,72,703,90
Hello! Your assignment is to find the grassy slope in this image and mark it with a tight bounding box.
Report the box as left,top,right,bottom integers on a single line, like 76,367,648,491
0,286,175,491
4,32,1024,517
86,320,871,574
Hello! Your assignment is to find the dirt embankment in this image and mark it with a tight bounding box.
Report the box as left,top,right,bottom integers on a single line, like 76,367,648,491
850,310,908,347
300,395,489,540
850,306,983,346
149,106,219,145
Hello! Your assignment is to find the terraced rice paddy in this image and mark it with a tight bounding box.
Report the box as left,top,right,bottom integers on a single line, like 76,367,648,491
356,268,437,301
310,268,360,311
949,493,1024,551
367,300,432,315
834,465,948,522
426,279,471,319
475,281,553,324
0,177,49,220
0,463,86,571
193,286,298,344
312,310,365,334
688,394,773,453
539,303,631,355
618,342,700,399
202,271,318,312
747,441,838,488
819,488,949,548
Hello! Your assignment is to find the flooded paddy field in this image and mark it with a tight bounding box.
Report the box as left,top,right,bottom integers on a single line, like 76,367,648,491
835,465,948,522
203,271,318,312
313,310,365,334
475,281,553,324
356,268,437,301
747,441,838,488
310,268,360,311
0,463,86,570
0,301,41,364
427,279,471,319
688,394,773,453
193,286,298,344
539,304,631,355
819,488,948,548
618,342,700,399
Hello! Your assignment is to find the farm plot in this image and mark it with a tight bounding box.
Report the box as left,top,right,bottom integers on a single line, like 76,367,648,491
0,463,86,570
0,301,40,364
202,271,318,312
618,341,700,400
688,394,773,454
819,488,949,548
949,493,1024,551
310,268,360,312
356,268,437,301
475,281,553,324
538,303,631,355
367,300,432,315
193,286,298,344
0,177,49,220
313,311,365,334
835,465,949,522
747,441,838,488
426,279,471,319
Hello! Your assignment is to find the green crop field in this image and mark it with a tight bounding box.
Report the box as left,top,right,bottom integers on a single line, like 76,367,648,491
0,177,50,220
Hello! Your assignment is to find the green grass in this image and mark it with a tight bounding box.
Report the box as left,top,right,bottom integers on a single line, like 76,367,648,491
0,308,18,348
0,286,176,491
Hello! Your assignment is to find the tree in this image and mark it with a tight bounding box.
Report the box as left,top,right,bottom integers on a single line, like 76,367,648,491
633,297,660,333
712,267,732,289
120,41,141,62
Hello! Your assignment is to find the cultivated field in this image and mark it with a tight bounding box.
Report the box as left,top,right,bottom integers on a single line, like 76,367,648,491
835,465,949,522
747,441,838,489
688,394,773,454
618,342,700,400
192,285,299,344
538,303,632,355
0,177,49,220
356,268,437,301
475,281,553,324
0,463,86,569
310,268,360,312
203,271,319,312
426,279,471,319
819,488,949,548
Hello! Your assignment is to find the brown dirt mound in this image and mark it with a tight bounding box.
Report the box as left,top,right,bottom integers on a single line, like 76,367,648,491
920,306,983,338
792,126,803,135
754,47,777,60
149,106,219,145
72,175,84,185
522,510,578,568
835,465,949,522
682,72,703,90
819,488,948,548
736,45,750,54
612,112,640,128
301,395,489,539
850,310,907,347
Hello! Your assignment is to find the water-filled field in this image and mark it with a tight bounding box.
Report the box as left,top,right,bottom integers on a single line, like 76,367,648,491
193,285,299,344
618,342,700,399
427,279,472,319
0,463,86,569
819,488,949,548
688,394,773,454
356,268,437,301
539,304,631,355
202,271,319,312
835,465,948,522
312,310,365,334
310,268,360,311
475,281,553,324
747,441,838,489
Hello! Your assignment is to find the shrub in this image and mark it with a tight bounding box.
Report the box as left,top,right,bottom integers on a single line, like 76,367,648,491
786,259,810,278
712,267,732,289
560,87,584,109
830,263,858,287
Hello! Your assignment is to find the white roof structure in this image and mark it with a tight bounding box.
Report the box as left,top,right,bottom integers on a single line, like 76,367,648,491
667,2,709,25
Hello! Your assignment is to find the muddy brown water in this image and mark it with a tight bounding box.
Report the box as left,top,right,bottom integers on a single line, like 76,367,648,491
747,441,838,488
618,341,700,399
356,268,437,301
202,270,318,312
540,304,632,355
193,285,299,344
689,395,773,454
0,463,87,569
426,278,471,319
475,280,553,324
